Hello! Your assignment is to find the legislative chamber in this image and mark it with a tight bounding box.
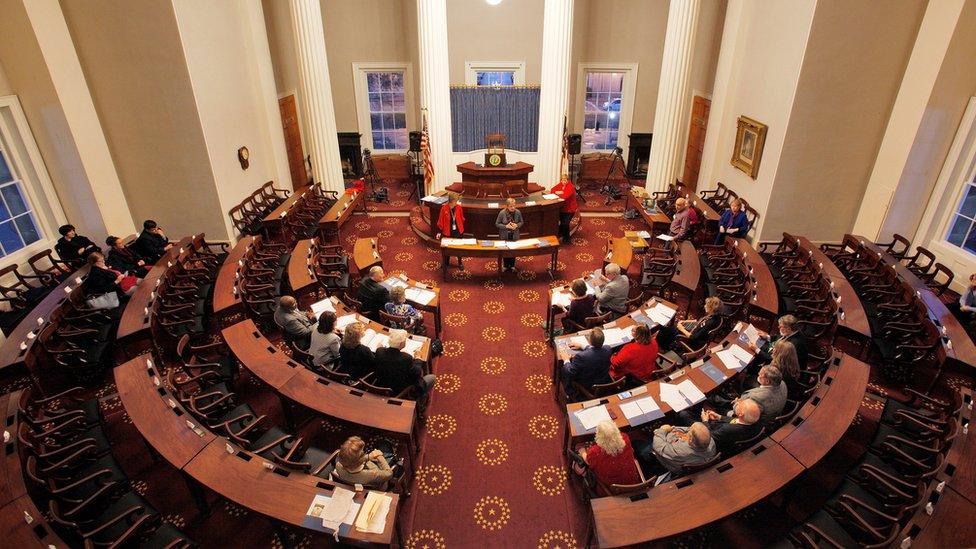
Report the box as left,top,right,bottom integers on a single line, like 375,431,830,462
0,0,974,548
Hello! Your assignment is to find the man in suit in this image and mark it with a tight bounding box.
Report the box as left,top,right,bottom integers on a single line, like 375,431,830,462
563,328,613,398
701,398,762,456
274,295,315,348
374,330,435,406
635,422,716,478
55,224,100,267
748,314,809,371
357,266,390,319
495,198,523,272
594,263,629,317
135,219,173,263
731,365,787,425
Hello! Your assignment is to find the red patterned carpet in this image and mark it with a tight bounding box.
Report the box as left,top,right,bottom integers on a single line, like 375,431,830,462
340,213,641,548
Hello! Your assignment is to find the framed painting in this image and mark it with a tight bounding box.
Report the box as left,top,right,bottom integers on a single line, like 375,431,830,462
731,116,767,179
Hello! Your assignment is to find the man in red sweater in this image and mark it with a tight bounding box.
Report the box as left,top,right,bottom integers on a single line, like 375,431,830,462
610,324,660,381
550,176,578,245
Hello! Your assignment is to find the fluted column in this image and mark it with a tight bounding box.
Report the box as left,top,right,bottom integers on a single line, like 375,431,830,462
417,0,454,193
289,0,344,192
646,0,700,192
537,0,574,188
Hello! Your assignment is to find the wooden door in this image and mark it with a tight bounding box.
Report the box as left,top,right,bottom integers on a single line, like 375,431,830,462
278,94,307,189
682,95,710,191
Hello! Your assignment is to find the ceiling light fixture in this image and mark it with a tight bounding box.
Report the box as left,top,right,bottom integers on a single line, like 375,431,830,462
486,0,502,5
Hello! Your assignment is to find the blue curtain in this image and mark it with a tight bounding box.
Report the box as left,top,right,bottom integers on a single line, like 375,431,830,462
450,87,540,152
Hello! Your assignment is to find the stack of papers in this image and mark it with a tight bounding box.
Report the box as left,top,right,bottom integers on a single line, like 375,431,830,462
487,202,499,208
421,195,448,204
525,201,537,206
646,301,677,325
715,346,753,371
310,298,336,316
658,380,705,412
602,327,631,347
381,277,409,291
619,396,665,424
575,405,612,430
336,314,359,330
636,231,651,239
699,362,728,384
441,238,477,246
405,287,436,305
306,488,359,531
506,239,541,249
354,492,392,534
551,291,572,308
657,234,675,242
362,329,390,352
403,338,424,356
542,193,560,200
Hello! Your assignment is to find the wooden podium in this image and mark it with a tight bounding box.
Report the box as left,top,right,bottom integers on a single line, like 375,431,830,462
451,161,542,198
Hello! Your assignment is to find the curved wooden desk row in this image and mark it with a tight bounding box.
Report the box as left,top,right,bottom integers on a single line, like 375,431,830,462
114,356,399,546
0,390,69,548
318,190,366,240
261,185,316,236
440,236,560,277
589,355,870,547
843,235,976,370
724,237,779,322
676,182,720,224
419,190,563,240
221,316,423,443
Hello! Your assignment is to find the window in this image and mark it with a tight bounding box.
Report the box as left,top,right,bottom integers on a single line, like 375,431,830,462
582,72,625,151
353,63,414,153
464,62,525,86
945,178,976,253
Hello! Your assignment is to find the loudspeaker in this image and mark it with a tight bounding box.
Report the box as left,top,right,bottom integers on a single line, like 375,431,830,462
567,133,582,155
409,131,422,152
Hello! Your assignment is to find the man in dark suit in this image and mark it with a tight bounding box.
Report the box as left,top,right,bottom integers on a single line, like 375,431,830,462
700,398,762,456
373,330,435,406
135,219,172,263
55,224,100,267
748,314,809,371
562,328,613,399
357,266,390,319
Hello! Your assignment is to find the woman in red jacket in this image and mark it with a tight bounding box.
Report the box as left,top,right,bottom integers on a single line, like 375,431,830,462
436,193,464,266
550,176,578,244
610,324,660,381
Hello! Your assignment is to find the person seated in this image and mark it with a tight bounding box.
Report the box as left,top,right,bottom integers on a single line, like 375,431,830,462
609,324,659,382
700,398,762,456
949,273,976,331
580,420,641,487
273,295,315,348
82,252,139,309
135,219,173,263
358,266,390,319
104,236,149,278
332,436,394,491
677,296,723,350
560,278,596,332
747,314,809,372
593,263,629,317
373,329,435,401
338,322,375,380
384,285,424,330
668,198,693,241
55,224,100,266
744,340,799,394
634,422,716,478
716,365,787,425
563,328,613,398
308,311,340,368
715,198,749,245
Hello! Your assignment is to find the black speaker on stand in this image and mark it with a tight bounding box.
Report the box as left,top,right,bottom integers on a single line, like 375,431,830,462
567,133,582,185
409,131,422,153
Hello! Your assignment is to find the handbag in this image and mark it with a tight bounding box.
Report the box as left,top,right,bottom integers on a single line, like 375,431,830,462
86,292,120,310
118,275,139,293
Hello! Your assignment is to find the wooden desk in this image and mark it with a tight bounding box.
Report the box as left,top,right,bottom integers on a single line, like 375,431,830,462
440,236,559,277
623,231,649,253
262,185,310,238
604,237,634,275
905,488,976,548
590,442,803,547
353,238,383,274
115,357,215,469
221,319,420,438
116,236,195,353
731,238,778,320
0,393,26,509
770,355,869,467
213,235,256,323
319,190,365,240
380,274,442,337
456,161,534,197
287,238,318,302
0,495,68,548
419,191,562,240
671,240,702,295
794,236,870,341
628,188,678,236
677,182,720,224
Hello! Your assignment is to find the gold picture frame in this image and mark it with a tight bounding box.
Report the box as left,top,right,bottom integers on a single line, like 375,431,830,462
731,116,767,179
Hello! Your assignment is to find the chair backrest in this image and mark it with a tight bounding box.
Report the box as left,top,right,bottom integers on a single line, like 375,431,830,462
584,310,614,328
479,182,505,198
379,309,413,330
679,452,722,476
590,376,630,397
608,475,657,496
927,262,954,294
504,180,527,197
357,376,394,397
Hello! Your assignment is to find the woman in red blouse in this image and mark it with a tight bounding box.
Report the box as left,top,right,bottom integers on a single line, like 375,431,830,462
435,192,464,239
550,176,578,244
583,420,641,487
610,324,660,381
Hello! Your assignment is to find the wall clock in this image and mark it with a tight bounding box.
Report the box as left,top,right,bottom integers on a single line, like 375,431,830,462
238,146,250,170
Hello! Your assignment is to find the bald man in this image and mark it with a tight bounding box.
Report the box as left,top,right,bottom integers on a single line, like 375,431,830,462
669,198,692,241
274,295,315,347
357,265,390,319
700,398,762,456
594,263,629,317
635,421,717,477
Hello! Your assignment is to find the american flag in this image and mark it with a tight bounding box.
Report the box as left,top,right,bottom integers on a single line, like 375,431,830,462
421,111,434,191
559,115,569,180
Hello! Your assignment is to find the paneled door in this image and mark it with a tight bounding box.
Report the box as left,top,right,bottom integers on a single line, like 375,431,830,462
682,95,710,191
278,94,307,189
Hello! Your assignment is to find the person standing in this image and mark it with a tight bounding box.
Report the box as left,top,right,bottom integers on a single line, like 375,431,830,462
550,176,578,244
435,192,465,239
495,198,523,272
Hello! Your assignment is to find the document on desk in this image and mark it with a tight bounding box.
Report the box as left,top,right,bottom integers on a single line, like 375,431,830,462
403,338,424,356
699,362,728,384
381,277,409,290
543,193,559,200
730,345,754,363
737,323,761,346
441,237,477,246
405,287,436,305
620,396,664,425
656,234,675,242
506,239,540,249
317,487,358,530
354,491,392,534
575,404,612,431
551,290,572,308
310,298,336,316
336,313,358,330
676,379,706,404
715,348,746,372
362,329,390,352
602,327,631,347
567,335,588,349
658,382,691,412
637,231,651,239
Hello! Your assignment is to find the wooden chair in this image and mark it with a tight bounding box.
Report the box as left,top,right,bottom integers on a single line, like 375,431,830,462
379,309,419,333
358,374,416,399
876,233,912,260
477,182,505,199
28,249,72,287
571,377,630,401
922,262,953,295
902,246,935,278
504,180,528,198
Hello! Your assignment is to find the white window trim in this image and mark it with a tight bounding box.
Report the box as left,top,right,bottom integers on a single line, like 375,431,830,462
351,62,414,155
914,96,976,292
575,62,639,157
464,61,526,86
0,95,67,265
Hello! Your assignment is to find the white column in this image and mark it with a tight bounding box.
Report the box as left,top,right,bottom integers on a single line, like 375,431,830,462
646,0,700,193
289,0,344,192
536,0,574,188
416,0,454,193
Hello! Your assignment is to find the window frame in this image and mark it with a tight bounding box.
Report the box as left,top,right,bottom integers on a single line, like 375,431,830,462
0,95,66,265
575,63,639,157
464,61,526,87
351,62,414,155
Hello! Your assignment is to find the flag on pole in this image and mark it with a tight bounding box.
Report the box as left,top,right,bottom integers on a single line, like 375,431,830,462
559,114,570,181
421,110,434,192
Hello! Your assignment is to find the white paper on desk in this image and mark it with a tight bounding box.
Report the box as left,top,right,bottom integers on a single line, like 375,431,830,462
488,202,499,208
551,290,572,308
568,335,588,349
656,234,675,242
506,239,539,249
310,298,336,316
403,338,424,356
441,237,477,246
619,400,644,421
525,201,537,206
739,323,761,345
730,345,754,363
658,382,691,412
542,194,559,200
637,231,651,239
405,287,436,305
384,277,409,290
575,405,612,430
336,314,358,330
603,327,631,347
636,396,664,418
715,348,747,372
676,379,706,404
362,329,390,352
355,492,392,534
321,487,356,525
